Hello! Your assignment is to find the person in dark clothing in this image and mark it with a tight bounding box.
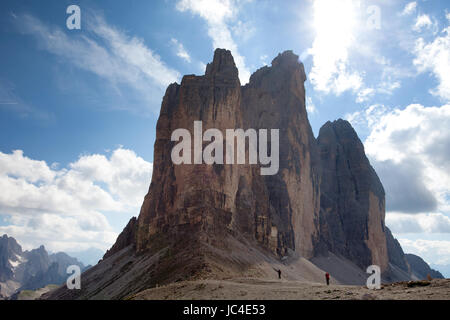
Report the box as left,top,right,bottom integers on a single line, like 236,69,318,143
272,267,281,279
272,267,282,279
325,272,330,285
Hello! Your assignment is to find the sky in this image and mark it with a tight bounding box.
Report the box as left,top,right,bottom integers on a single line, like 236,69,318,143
0,0,449,275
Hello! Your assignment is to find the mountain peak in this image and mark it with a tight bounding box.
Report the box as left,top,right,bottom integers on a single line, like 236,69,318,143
205,48,239,83
0,235,86,298
43,50,443,300
320,118,356,133
271,50,299,67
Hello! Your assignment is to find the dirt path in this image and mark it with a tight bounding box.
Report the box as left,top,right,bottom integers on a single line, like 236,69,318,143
130,278,450,300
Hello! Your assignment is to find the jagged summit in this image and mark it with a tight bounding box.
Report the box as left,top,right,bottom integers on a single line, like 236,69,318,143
271,50,304,71
316,118,388,275
247,50,306,91
205,48,239,83
0,235,86,298
319,119,363,146
321,118,355,130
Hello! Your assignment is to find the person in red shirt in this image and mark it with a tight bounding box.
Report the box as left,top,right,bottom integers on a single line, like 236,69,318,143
325,272,330,285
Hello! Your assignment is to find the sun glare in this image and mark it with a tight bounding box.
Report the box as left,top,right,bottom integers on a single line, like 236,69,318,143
313,0,358,48
309,0,362,93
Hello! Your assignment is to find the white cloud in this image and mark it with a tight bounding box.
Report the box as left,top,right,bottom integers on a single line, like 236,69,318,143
377,79,401,95
91,16,180,86
171,38,191,63
260,54,268,66
0,214,117,253
307,1,429,103
349,104,450,216
354,79,401,104
198,61,207,73
19,14,180,112
387,212,450,234
354,79,401,103
333,71,363,95
413,24,450,101
0,148,152,252
0,150,55,183
70,148,153,207
398,239,450,265
177,0,234,24
306,96,317,114
413,14,434,32
176,0,251,84
356,88,375,103
345,104,389,129
365,104,450,162
231,20,255,43
308,0,363,95
400,2,417,16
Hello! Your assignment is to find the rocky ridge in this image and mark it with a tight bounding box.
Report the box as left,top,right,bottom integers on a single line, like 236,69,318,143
0,234,86,298
43,49,443,300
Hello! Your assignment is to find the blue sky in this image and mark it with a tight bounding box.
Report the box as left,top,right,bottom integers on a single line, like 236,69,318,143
0,0,449,274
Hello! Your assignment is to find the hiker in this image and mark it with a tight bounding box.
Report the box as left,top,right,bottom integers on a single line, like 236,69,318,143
325,272,330,285
272,267,282,279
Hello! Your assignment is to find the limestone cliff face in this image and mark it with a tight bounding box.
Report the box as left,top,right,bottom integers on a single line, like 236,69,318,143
241,51,320,258
134,49,320,259
98,49,432,289
316,119,389,273
136,49,243,252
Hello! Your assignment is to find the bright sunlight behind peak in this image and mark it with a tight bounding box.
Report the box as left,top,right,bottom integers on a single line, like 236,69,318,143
309,0,362,94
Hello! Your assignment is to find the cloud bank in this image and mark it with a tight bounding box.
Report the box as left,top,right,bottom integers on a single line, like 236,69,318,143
0,148,152,253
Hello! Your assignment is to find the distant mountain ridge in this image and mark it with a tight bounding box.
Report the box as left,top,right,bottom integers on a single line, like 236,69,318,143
0,234,87,298
406,254,444,280
431,264,450,278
